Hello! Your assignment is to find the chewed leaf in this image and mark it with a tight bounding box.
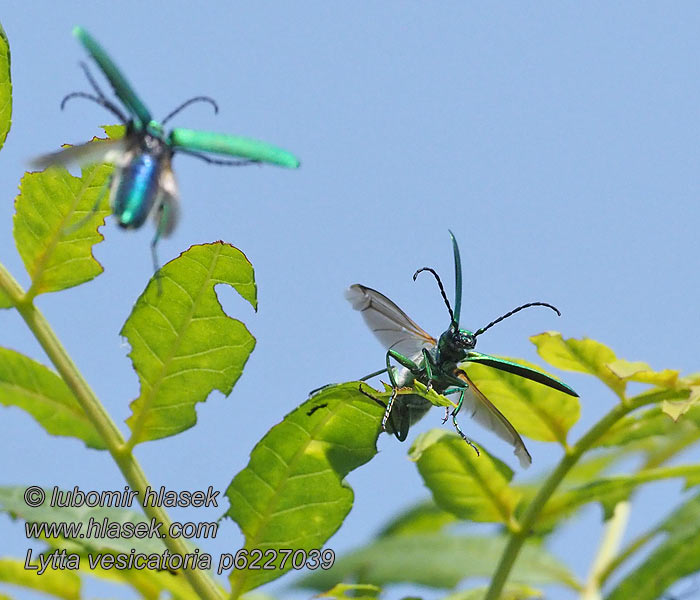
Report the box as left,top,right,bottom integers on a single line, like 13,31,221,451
0,23,11,151
13,165,111,295
409,430,522,525
226,384,382,593
463,358,580,445
123,242,256,445
662,386,700,421
607,359,679,387
0,347,104,449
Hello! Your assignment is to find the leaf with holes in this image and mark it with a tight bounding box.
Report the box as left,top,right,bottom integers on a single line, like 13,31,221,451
409,430,522,524
123,242,256,444
0,348,104,448
225,383,383,594
13,164,111,294
0,22,11,151
463,357,580,445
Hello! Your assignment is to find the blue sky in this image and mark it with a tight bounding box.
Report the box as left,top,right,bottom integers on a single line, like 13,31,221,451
1,4,699,599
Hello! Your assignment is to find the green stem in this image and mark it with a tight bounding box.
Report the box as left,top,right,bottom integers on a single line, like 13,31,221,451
484,389,683,600
580,501,630,600
0,262,223,600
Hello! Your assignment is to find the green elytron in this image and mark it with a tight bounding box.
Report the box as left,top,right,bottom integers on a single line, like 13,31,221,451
348,232,578,467
34,26,300,269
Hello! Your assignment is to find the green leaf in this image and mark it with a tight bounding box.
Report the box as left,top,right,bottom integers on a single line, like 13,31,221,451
606,359,678,388
606,494,700,600
296,532,579,591
443,584,543,600
596,397,699,450
409,430,522,525
123,242,256,444
463,358,580,445
531,334,679,399
0,486,166,556
377,501,457,537
225,383,383,594
0,347,104,448
0,558,80,600
536,464,700,531
662,385,700,421
13,165,111,295
0,22,11,151
317,583,381,600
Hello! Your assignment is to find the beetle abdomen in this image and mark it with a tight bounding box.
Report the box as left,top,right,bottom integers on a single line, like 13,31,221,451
112,153,161,229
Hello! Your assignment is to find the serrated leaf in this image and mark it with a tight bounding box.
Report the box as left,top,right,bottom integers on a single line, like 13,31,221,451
123,242,256,444
377,501,457,537
0,347,104,448
607,359,678,388
225,383,383,594
605,494,700,600
463,358,580,445
409,430,522,524
536,465,700,531
0,558,80,600
13,165,111,294
296,532,579,591
531,333,624,395
662,386,700,421
0,22,11,151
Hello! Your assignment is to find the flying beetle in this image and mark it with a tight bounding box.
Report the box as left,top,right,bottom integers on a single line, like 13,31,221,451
347,231,578,468
33,26,300,271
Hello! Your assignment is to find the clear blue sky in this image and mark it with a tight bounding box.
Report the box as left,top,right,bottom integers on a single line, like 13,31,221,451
1,4,699,599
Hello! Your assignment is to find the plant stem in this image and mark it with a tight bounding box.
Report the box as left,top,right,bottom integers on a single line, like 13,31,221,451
0,261,223,600
484,389,684,600
580,501,630,600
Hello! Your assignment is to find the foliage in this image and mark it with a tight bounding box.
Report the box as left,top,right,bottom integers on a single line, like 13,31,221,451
1,22,700,600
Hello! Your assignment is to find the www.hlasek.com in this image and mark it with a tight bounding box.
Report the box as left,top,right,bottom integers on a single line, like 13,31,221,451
22,485,335,575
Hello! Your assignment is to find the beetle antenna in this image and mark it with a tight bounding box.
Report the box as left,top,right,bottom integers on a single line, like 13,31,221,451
413,267,454,324
176,149,259,166
161,96,219,125
474,302,561,337
60,91,128,122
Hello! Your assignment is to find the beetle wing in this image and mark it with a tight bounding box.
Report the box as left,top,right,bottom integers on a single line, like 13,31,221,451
465,351,578,397
153,163,180,237
455,370,532,468
346,283,437,364
169,128,300,169
73,26,152,127
31,138,128,171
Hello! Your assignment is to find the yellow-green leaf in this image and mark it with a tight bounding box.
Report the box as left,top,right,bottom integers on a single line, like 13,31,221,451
13,165,111,295
0,558,80,600
531,333,624,395
662,386,700,421
318,583,381,600
124,242,256,444
226,384,383,593
377,501,457,537
607,359,678,387
0,347,104,448
464,358,580,445
0,22,11,151
443,584,543,600
410,429,522,524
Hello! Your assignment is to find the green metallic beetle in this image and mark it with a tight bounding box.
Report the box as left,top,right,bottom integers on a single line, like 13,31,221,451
34,26,300,270
348,231,578,468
